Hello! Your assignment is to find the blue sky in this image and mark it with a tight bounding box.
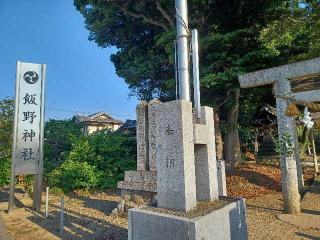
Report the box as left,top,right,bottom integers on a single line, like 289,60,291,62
0,0,138,121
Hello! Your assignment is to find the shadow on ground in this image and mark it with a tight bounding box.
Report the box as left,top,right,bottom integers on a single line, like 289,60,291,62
296,232,320,240
231,169,281,192
302,209,320,216
71,194,118,216
0,187,24,209
27,195,127,240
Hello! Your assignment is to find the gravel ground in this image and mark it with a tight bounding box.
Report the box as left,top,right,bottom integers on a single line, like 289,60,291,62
0,189,127,240
246,192,320,240
0,164,319,240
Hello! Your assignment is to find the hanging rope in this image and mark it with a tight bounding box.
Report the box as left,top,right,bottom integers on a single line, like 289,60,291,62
286,103,300,117
276,94,320,111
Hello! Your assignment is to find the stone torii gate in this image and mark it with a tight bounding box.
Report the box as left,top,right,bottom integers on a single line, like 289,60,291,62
239,57,320,214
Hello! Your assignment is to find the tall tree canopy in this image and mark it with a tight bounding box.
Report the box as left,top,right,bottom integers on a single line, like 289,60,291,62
74,0,319,164
0,98,14,186
74,0,283,101
0,98,14,159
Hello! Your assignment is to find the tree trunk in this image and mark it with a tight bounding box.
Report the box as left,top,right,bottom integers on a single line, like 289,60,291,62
214,112,223,160
224,89,241,166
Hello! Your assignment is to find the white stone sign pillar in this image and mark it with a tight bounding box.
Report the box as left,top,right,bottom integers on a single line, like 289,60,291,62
9,61,46,213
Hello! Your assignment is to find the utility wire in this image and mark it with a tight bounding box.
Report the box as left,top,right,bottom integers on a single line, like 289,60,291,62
45,106,135,117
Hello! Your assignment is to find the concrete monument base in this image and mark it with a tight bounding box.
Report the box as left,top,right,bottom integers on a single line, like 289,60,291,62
128,198,248,240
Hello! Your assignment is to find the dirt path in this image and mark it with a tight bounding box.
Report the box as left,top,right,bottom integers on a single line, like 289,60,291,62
0,164,319,240
0,189,127,240
2,190,320,240
247,192,320,240
0,214,13,240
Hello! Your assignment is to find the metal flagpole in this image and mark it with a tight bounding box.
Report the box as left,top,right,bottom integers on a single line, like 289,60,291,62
175,41,179,100
175,0,190,101
192,29,201,119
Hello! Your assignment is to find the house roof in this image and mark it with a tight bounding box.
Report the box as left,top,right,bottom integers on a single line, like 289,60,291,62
252,104,277,128
118,119,136,130
73,111,123,125
116,119,136,134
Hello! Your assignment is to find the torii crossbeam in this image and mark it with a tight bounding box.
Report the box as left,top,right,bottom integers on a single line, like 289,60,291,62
239,57,320,214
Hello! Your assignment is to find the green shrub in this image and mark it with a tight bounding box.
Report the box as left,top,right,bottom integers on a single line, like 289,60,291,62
44,119,82,173
0,98,14,187
89,131,136,189
238,125,255,152
50,187,64,195
19,175,34,196
46,129,136,193
48,160,99,193
65,130,136,190
0,158,10,187
68,136,97,163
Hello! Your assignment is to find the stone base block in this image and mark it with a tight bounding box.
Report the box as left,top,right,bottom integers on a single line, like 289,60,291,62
118,170,157,203
118,171,157,192
124,170,157,183
118,181,156,192
120,189,156,204
128,198,248,240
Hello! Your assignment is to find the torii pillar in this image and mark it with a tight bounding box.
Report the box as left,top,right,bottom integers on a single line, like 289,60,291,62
239,57,320,214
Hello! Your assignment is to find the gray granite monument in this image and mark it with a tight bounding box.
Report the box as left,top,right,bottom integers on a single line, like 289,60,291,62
128,100,247,240
125,0,247,239
118,99,228,204
118,100,160,203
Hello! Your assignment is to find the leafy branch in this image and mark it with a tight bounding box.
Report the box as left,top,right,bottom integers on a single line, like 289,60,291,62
275,129,295,157
109,1,174,32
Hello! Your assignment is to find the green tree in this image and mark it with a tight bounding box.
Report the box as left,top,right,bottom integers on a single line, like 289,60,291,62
47,130,136,191
260,0,320,63
74,1,317,165
44,119,82,173
88,130,136,188
0,98,14,187
48,159,99,192
74,0,281,100
0,158,10,187
0,98,14,159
